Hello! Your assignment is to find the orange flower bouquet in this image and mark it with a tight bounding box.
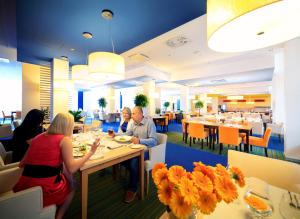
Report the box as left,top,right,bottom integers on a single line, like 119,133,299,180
152,162,245,219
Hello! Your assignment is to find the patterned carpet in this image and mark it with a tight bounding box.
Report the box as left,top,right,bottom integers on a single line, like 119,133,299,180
64,169,165,219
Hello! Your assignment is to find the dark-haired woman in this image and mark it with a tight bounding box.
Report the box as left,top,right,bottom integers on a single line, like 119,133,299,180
12,109,45,162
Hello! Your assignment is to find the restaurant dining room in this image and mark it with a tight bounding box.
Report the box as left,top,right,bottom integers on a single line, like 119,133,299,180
1,0,300,219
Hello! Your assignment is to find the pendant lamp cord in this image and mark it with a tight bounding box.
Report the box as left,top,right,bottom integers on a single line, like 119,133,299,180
109,20,115,53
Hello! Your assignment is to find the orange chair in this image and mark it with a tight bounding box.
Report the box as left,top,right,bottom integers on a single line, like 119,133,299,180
249,128,272,157
2,111,11,124
218,126,242,154
158,116,169,132
188,123,209,148
181,119,187,141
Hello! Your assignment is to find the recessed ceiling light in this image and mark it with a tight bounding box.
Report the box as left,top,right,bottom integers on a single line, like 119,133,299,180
70,48,75,51
82,32,93,39
101,9,113,20
60,56,69,61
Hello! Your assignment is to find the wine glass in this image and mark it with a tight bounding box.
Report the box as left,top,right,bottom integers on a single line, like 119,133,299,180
244,178,273,218
279,192,300,219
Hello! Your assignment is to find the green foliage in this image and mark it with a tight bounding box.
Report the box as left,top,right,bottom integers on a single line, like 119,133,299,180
134,94,149,107
195,100,204,114
195,100,204,109
163,101,170,109
98,97,107,111
68,110,83,122
155,108,161,114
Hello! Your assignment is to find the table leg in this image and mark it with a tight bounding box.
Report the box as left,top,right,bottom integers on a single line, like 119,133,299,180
81,171,88,219
245,131,250,153
185,123,188,144
139,151,144,200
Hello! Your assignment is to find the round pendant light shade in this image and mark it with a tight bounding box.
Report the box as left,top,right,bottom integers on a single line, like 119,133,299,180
207,0,300,52
71,65,89,80
88,52,125,81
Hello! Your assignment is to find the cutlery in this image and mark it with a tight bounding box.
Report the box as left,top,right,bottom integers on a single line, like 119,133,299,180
250,191,269,200
294,194,300,209
288,191,296,208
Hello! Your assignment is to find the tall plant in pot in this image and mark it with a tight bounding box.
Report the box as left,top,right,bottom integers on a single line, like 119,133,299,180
98,97,107,112
134,94,149,108
195,100,204,115
163,101,170,112
134,94,149,115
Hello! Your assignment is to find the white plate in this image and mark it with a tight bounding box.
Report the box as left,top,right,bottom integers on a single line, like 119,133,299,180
130,145,143,149
114,135,132,143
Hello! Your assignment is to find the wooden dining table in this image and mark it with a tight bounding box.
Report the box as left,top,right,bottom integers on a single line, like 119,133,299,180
184,120,252,152
77,133,145,219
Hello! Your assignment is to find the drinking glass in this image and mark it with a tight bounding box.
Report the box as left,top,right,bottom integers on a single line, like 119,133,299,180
244,178,273,218
279,192,300,219
108,127,114,136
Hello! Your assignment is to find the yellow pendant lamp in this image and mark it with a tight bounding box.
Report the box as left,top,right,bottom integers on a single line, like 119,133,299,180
88,52,125,81
207,0,300,52
88,9,125,82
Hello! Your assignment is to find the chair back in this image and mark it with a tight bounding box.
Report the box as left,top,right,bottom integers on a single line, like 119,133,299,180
219,126,239,145
0,186,56,219
181,119,186,133
0,124,13,138
228,150,300,193
0,167,23,195
164,116,169,126
0,142,7,162
263,127,272,146
144,133,167,171
188,122,206,139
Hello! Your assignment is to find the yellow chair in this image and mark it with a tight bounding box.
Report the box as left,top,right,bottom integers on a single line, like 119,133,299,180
249,128,272,157
219,126,242,154
181,119,187,141
188,123,209,148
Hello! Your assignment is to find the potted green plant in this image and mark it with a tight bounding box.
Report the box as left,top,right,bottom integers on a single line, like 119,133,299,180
68,110,83,122
155,108,161,115
134,94,149,107
98,97,107,112
163,101,170,112
195,100,204,115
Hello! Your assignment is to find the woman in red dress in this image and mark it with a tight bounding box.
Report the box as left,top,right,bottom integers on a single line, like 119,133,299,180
14,113,100,219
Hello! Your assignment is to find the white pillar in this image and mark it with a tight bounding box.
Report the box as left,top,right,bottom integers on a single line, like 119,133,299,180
142,80,156,116
211,97,219,113
155,87,161,113
272,49,285,124
107,86,116,113
52,58,71,119
180,86,190,112
283,37,300,160
199,93,208,114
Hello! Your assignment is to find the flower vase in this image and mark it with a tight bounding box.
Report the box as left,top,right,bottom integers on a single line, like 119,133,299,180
167,207,203,219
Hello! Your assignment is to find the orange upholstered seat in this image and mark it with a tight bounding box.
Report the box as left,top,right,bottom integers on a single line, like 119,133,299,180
219,126,242,154
249,128,272,156
188,122,209,148
181,119,187,141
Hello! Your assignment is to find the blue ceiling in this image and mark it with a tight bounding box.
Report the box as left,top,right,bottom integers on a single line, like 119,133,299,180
16,0,206,66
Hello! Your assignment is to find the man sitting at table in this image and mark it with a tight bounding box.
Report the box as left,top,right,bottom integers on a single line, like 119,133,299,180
110,106,157,203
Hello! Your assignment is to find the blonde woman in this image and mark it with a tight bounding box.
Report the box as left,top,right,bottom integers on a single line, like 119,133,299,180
14,113,100,219
118,107,133,133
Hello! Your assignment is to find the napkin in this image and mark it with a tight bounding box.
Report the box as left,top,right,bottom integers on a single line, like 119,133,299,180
247,177,269,200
